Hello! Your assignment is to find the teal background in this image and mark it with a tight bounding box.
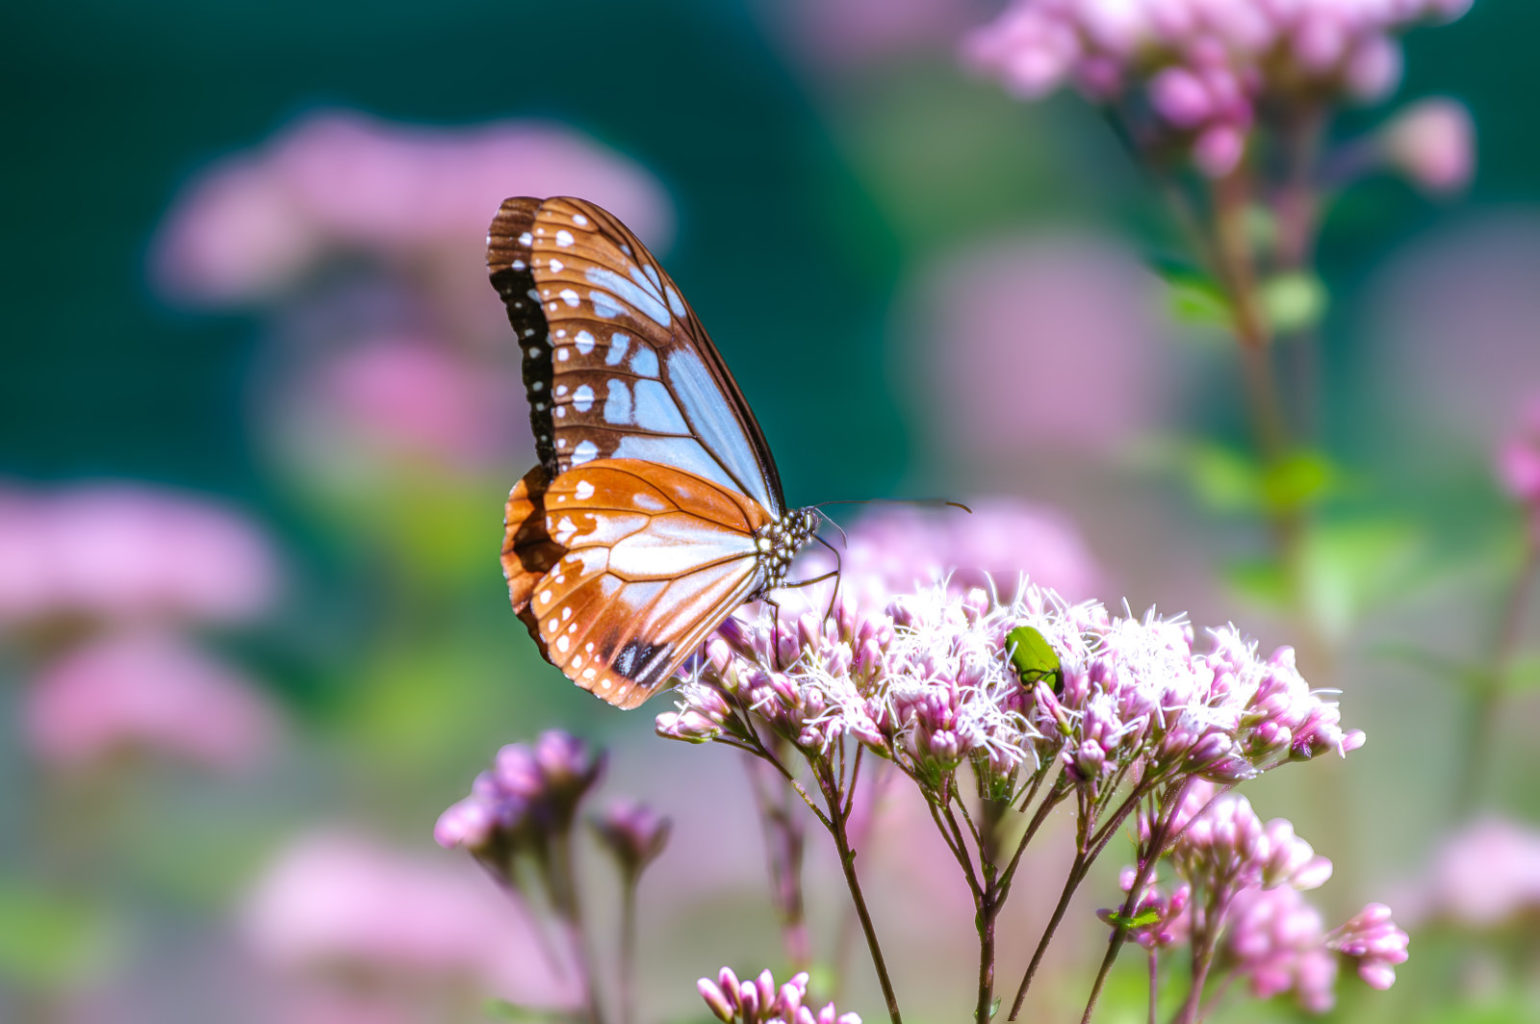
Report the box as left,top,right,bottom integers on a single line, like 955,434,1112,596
3,2,1538,1022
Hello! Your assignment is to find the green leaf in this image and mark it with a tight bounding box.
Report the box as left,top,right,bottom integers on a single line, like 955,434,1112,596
0,883,112,987
1300,519,1426,642
1503,654,1540,692
1261,272,1328,334
1165,275,1233,328
1225,559,1291,611
1104,908,1163,929
1373,643,1484,689
1007,625,1062,690
1178,442,1264,513
484,998,561,1021
1259,449,1339,514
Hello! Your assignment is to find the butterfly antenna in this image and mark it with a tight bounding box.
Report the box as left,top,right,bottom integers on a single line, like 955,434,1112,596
812,532,844,619
812,497,973,515
813,507,849,547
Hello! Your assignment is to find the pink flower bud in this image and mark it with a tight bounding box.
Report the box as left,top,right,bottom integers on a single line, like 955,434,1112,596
699,979,734,1022
1344,35,1403,100
1150,67,1214,128
1194,123,1247,177
1381,98,1475,194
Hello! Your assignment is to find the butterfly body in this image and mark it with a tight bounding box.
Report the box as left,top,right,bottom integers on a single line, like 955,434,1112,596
489,196,818,708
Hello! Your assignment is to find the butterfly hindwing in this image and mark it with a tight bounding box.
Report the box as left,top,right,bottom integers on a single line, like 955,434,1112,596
502,457,775,709
488,197,786,517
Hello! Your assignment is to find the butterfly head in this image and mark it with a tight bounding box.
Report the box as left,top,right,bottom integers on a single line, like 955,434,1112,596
754,508,820,592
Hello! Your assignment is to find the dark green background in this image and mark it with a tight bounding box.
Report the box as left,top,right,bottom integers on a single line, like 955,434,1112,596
5,0,1528,501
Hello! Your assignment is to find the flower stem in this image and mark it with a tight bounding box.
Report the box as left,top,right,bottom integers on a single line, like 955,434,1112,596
1457,533,1540,812
745,754,812,970
618,874,638,1024
1078,779,1206,1024
820,767,903,1024
974,796,1008,1024
545,829,605,1024
1006,851,1091,1020
1147,949,1160,1024
1174,892,1230,1024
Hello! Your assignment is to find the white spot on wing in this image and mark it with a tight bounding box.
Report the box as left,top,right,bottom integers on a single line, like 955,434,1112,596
556,230,574,247
606,334,631,365
575,480,596,500
574,330,595,355
608,518,756,577
559,288,581,308
631,379,689,434
587,267,670,328
630,347,659,378
666,285,687,318
592,291,623,320
572,385,595,413
572,440,599,464
665,347,777,511
572,213,589,226
604,380,632,424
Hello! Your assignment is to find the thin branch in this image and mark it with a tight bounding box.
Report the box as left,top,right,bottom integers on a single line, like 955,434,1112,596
818,766,904,1024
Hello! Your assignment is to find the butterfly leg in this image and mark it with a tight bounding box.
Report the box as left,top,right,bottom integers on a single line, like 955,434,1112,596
784,531,844,620
759,595,788,673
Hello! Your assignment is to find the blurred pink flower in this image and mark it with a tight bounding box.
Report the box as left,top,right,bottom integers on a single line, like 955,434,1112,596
1497,397,1540,512
0,482,277,630
1380,97,1476,193
281,336,525,470
154,110,673,306
1402,816,1540,928
1221,884,1339,1012
23,627,278,771
1327,903,1410,991
243,832,575,1011
964,0,1471,176
1368,216,1540,447
810,499,1100,601
906,234,1173,462
769,0,992,71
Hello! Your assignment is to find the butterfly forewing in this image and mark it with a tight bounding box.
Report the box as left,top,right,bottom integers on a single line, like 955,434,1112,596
502,457,773,709
488,197,786,516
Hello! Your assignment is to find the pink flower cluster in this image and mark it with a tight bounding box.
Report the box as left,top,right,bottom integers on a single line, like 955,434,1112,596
1498,397,1540,535
1111,782,1409,1012
282,336,525,470
0,482,282,772
24,629,278,771
1402,816,1540,928
434,731,606,856
1162,784,1334,895
154,110,672,306
243,831,574,1011
1221,884,1340,1011
0,482,277,629
661,579,1362,791
698,968,861,1024
965,0,1473,175
809,500,1100,602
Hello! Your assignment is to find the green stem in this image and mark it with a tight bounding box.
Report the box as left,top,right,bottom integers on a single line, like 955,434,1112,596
820,767,904,1024
1457,534,1540,812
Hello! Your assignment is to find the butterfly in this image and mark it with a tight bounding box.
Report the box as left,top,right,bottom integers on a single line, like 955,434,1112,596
488,196,821,709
